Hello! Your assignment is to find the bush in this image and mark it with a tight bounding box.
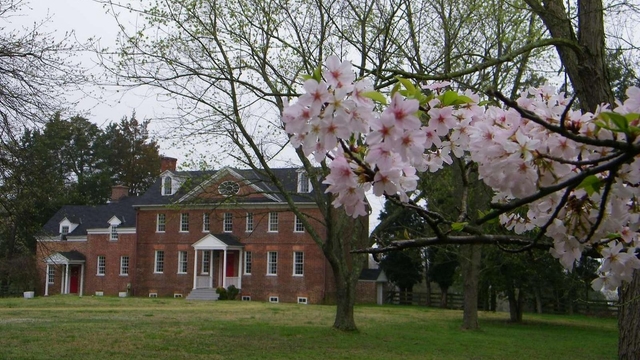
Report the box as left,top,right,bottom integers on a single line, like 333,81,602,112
227,285,239,300
216,287,228,300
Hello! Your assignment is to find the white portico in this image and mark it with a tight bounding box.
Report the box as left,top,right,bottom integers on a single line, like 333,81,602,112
191,234,243,290
44,251,86,296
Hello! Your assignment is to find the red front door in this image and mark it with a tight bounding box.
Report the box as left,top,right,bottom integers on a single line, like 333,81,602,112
69,266,79,294
226,253,235,277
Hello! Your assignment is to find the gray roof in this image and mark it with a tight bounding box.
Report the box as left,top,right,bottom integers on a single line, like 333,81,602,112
213,233,243,247
41,167,319,237
59,251,86,261
359,268,387,282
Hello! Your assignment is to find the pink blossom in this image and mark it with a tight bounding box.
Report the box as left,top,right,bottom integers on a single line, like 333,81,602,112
323,56,355,90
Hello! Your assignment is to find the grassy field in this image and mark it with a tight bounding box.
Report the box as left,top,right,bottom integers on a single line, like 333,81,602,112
0,296,617,359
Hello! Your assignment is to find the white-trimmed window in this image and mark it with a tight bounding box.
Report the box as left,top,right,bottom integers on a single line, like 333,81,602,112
267,251,277,275
269,296,279,303
163,176,172,195
110,225,118,241
203,213,210,232
294,215,305,233
246,213,254,232
154,251,164,273
241,296,251,301
244,251,252,275
157,214,166,232
180,213,189,232
293,251,304,276
297,172,311,193
97,256,106,276
120,256,129,276
61,226,69,235
47,266,55,284
202,251,210,274
268,212,278,232
297,297,308,304
178,251,188,274
223,212,233,232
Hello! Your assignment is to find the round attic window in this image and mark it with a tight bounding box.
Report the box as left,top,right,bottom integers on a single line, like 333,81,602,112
218,181,240,196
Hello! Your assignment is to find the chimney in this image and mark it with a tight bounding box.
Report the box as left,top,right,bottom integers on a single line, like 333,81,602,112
161,156,177,172
111,185,129,202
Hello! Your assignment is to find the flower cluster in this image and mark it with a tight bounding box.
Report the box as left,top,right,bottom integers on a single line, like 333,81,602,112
282,56,640,291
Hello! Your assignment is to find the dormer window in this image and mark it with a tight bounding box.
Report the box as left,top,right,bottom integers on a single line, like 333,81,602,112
163,176,173,195
59,218,78,237
110,225,118,241
297,172,311,193
61,226,69,235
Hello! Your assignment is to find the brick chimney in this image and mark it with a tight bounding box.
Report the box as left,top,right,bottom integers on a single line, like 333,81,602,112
111,185,129,202
160,156,177,172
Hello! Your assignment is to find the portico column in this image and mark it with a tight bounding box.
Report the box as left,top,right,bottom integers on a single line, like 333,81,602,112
192,249,198,290
60,265,64,294
44,264,50,296
222,249,227,288
79,264,84,297
208,251,213,288
64,264,70,294
238,249,243,290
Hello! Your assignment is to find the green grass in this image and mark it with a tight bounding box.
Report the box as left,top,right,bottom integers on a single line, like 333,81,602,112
0,296,617,359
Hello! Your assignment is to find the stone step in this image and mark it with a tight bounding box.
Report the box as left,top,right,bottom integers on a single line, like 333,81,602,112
186,288,219,301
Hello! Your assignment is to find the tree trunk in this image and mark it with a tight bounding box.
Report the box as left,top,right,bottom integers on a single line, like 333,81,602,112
507,286,524,322
440,287,449,308
618,270,640,359
534,286,543,314
333,273,358,331
460,244,481,329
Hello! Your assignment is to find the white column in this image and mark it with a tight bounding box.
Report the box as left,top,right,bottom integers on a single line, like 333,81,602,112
192,249,198,290
222,249,227,288
79,264,84,297
208,250,213,288
44,264,50,296
60,265,64,294
64,264,70,294
238,249,243,290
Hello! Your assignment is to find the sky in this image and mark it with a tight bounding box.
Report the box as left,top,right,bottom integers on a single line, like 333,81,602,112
16,0,387,228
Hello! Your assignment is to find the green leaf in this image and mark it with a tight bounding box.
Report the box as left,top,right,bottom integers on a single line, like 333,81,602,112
300,74,313,81
390,82,401,97
600,112,629,132
312,65,322,82
361,91,387,105
395,77,417,94
440,91,459,106
451,222,468,232
577,175,602,196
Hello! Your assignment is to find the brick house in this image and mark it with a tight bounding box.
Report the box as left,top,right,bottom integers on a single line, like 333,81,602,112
36,158,386,304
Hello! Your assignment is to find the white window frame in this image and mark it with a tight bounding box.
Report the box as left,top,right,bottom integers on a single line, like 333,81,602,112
202,213,210,232
178,251,188,274
223,212,233,232
157,213,166,232
268,212,278,233
267,251,277,276
293,251,304,276
244,251,252,275
47,266,55,284
120,256,129,276
269,296,279,303
110,225,118,241
294,215,305,233
97,256,106,276
154,250,164,274
180,213,189,232
297,172,311,193
246,212,254,232
201,251,210,274
61,225,69,235
163,176,172,195
297,297,308,304
241,296,251,301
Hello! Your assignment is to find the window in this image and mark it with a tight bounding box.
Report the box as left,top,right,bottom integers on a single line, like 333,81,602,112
163,176,172,195
202,251,210,274
157,214,166,232
268,212,278,232
97,256,106,276
297,172,311,193
203,213,210,232
246,213,254,232
241,296,251,301
293,251,304,276
297,297,308,304
294,215,305,233
178,251,188,274
61,226,69,235
269,296,279,303
47,267,55,284
110,225,118,241
180,213,189,232
120,256,129,275
267,251,278,275
244,251,252,275
223,212,233,232
154,251,164,273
